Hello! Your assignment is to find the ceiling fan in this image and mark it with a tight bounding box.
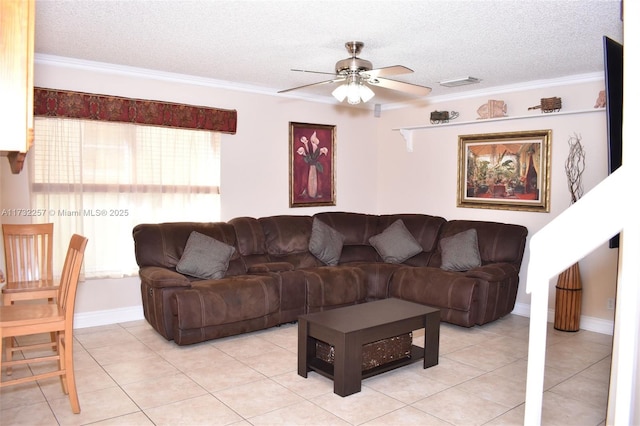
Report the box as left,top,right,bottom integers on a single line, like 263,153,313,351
278,41,432,104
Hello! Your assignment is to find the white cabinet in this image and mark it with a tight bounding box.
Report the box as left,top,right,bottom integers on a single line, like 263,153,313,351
1,0,35,163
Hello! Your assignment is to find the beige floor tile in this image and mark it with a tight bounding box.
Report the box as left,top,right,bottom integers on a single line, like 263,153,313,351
102,354,179,386
38,363,117,401
74,326,139,349
547,373,609,411
579,356,613,385
49,386,139,426
412,387,511,426
444,344,520,372
0,401,59,425
311,386,405,424
92,410,155,425
214,378,304,418
156,343,235,372
238,346,298,377
271,370,335,398
122,372,207,409
248,399,350,425
0,378,47,410
363,367,450,404
213,334,286,359
484,404,525,425
186,358,266,393
541,391,607,425
417,356,488,386
362,405,453,425
455,370,526,407
87,339,156,366
254,322,299,352
144,394,242,425
477,335,529,359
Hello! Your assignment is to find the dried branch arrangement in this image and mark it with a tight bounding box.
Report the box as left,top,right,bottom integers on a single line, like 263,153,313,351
565,133,586,204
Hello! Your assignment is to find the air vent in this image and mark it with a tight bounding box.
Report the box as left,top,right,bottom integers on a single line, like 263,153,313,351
439,77,481,87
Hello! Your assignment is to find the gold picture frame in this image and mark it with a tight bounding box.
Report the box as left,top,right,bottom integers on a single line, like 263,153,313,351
457,129,552,212
289,122,336,207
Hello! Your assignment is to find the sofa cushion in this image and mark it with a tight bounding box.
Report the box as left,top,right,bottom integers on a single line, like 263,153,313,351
440,228,481,271
176,231,236,279
309,218,344,265
369,219,422,264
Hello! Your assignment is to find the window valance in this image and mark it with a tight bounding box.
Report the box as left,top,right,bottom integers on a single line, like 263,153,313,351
33,88,237,134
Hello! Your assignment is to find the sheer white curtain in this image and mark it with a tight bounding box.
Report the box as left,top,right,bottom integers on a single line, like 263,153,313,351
29,117,221,278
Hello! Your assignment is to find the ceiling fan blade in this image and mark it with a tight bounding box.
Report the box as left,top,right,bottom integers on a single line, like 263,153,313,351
278,77,344,94
367,77,432,96
291,69,337,76
363,65,413,79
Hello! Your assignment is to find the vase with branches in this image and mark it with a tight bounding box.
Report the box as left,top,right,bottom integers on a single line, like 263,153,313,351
555,133,586,331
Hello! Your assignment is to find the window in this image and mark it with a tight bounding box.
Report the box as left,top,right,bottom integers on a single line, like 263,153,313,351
30,117,221,278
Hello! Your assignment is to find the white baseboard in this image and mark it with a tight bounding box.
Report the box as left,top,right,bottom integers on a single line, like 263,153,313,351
73,302,615,336
74,306,145,329
512,302,614,335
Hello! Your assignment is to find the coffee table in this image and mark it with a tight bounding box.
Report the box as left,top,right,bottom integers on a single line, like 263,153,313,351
298,298,440,397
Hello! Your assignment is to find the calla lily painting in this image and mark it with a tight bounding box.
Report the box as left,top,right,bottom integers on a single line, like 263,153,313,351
289,122,336,207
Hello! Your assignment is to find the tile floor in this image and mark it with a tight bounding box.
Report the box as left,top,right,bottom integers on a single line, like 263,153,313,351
1,314,612,425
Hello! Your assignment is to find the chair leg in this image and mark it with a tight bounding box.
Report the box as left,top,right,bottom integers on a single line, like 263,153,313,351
59,331,80,413
4,337,13,376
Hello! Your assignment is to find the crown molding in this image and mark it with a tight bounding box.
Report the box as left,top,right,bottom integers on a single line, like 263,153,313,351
34,53,337,104
35,54,602,111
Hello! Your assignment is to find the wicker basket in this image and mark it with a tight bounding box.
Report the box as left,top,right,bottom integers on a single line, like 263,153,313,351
315,333,412,371
540,97,562,113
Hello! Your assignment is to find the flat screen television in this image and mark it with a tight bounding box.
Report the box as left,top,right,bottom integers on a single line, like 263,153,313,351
603,36,623,248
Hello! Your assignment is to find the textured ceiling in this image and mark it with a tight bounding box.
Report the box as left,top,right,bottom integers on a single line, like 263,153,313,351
34,0,624,106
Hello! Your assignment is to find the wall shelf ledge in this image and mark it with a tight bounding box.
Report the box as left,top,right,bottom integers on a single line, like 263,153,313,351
393,108,605,152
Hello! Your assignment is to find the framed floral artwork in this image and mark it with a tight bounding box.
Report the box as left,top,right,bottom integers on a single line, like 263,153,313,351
289,122,336,207
457,129,552,212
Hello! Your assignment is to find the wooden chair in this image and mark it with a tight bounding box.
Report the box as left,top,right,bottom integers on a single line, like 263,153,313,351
2,223,54,284
2,223,57,370
0,234,88,414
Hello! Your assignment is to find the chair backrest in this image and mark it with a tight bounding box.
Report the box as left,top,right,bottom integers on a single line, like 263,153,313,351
57,234,88,322
2,223,54,282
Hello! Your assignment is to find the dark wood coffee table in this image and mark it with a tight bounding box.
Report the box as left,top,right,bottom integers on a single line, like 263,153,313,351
298,298,440,397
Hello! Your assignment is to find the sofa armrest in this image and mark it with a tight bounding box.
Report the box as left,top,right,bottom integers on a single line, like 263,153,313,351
464,262,518,281
247,262,295,273
139,266,192,288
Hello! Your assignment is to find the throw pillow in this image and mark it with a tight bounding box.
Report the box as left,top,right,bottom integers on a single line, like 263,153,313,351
309,218,344,266
176,231,236,280
369,219,422,264
440,228,482,271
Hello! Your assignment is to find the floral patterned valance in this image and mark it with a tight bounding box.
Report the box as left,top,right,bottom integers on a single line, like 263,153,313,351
33,88,237,134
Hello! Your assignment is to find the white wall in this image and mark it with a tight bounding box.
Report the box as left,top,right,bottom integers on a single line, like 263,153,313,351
0,60,618,330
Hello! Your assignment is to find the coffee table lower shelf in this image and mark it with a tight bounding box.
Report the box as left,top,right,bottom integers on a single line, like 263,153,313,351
307,344,425,381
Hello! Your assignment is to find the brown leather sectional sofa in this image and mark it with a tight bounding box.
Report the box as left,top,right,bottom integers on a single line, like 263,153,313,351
133,212,528,345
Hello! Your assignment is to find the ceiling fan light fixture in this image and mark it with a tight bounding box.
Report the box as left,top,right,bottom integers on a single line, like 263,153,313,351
359,84,375,103
331,74,375,105
439,76,481,87
332,84,348,102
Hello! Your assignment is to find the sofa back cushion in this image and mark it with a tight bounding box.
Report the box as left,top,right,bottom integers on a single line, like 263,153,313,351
378,214,446,266
132,222,246,277
313,212,380,263
228,216,270,268
258,215,321,268
431,220,528,268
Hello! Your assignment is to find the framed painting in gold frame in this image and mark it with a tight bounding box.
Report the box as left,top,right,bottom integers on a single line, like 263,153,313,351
289,122,336,207
457,129,551,212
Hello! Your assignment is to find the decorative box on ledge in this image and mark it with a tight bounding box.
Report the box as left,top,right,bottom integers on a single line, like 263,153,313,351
315,333,413,371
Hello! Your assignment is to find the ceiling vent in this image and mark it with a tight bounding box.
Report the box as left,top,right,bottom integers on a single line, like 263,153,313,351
439,77,481,87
